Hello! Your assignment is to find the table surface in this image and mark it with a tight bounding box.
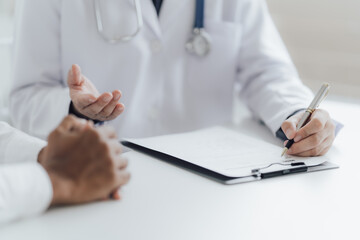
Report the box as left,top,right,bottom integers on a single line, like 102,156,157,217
0,100,359,240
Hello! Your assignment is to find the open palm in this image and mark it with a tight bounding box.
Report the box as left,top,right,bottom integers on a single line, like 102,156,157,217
67,64,124,121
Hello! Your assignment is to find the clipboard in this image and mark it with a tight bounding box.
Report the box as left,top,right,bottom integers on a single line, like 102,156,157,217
122,127,338,185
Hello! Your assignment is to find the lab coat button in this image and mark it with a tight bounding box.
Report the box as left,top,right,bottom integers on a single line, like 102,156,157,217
151,40,162,53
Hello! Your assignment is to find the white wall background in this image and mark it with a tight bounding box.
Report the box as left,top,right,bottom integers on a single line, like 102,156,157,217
267,0,360,99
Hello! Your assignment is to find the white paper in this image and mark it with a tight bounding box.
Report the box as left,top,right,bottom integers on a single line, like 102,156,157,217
124,127,328,178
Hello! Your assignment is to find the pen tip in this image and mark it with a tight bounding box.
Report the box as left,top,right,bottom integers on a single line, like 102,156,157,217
281,148,288,157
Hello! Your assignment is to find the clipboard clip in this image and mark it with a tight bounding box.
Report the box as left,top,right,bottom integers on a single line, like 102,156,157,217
251,162,308,179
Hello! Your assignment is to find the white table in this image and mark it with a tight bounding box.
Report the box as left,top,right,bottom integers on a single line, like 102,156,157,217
0,100,359,240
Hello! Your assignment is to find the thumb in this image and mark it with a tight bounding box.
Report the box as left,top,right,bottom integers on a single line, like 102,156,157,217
59,115,88,133
281,113,302,140
67,64,83,87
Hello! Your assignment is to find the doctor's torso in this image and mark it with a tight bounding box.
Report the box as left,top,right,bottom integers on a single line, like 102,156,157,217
17,0,302,139
57,0,243,137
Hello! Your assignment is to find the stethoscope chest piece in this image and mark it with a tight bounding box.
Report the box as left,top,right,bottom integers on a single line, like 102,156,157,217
186,28,211,57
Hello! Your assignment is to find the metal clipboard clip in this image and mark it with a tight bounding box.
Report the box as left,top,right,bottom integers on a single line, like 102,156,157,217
251,162,308,180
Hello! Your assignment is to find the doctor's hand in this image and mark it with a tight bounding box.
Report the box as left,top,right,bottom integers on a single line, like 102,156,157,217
67,64,125,121
281,109,336,157
38,115,130,205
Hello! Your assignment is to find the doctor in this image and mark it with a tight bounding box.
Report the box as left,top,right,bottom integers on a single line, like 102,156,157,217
11,0,336,156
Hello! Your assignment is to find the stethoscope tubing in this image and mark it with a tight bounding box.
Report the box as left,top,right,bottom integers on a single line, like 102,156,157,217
194,0,205,29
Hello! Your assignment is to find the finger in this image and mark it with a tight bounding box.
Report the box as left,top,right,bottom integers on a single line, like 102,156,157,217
98,126,118,139
106,103,125,121
287,129,328,155
115,171,131,187
318,146,331,156
59,115,86,132
106,139,123,155
67,64,83,87
111,191,121,200
290,146,323,157
86,120,95,129
72,93,98,109
98,90,122,118
281,112,303,140
294,110,329,142
70,119,93,132
290,136,333,157
109,189,121,200
83,92,113,117
115,157,128,170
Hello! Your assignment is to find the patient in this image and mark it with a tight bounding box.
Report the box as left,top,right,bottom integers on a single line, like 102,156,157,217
0,115,130,224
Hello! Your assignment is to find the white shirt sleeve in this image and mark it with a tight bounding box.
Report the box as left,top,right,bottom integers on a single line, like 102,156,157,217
236,0,314,135
0,163,53,225
0,122,47,164
0,122,52,225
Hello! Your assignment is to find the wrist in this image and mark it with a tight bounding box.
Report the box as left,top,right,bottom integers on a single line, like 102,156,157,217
69,101,88,119
46,170,72,206
69,101,102,124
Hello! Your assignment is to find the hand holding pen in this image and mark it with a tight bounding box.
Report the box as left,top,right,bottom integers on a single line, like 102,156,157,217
280,83,336,157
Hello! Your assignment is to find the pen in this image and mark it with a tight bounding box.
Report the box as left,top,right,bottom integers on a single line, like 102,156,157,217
281,83,331,157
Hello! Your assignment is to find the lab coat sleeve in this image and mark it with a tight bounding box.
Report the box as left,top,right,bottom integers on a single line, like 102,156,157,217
0,122,52,224
236,0,314,135
10,0,70,139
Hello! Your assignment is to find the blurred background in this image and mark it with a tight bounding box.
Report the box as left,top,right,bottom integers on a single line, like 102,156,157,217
268,0,360,100
0,0,359,119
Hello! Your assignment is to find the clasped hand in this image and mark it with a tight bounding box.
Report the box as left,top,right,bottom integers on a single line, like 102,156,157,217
38,116,130,205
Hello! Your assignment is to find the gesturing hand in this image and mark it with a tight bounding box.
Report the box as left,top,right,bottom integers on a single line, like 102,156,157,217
38,115,130,205
281,109,336,157
67,64,125,121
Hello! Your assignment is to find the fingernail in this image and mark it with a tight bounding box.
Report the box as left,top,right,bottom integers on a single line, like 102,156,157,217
285,129,292,138
88,98,96,104
113,192,121,200
294,135,302,142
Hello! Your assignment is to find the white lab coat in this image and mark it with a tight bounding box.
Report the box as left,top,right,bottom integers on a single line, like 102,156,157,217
10,0,314,139
0,122,51,224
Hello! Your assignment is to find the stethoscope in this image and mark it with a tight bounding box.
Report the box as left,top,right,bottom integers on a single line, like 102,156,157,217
94,0,211,57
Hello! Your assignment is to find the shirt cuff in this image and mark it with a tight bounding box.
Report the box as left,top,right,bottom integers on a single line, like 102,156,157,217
0,163,53,225
69,102,104,125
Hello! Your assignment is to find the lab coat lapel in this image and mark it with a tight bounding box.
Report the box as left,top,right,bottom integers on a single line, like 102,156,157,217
140,0,162,38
